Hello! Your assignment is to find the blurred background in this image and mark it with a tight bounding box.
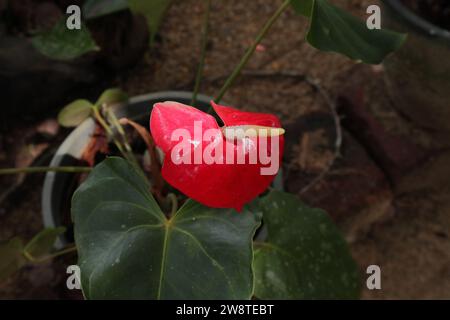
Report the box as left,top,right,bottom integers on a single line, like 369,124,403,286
1,0,450,299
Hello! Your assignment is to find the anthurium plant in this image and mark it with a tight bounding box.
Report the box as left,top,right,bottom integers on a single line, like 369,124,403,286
0,0,406,299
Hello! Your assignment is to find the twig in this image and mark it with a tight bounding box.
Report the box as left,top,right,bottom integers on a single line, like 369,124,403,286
0,166,92,175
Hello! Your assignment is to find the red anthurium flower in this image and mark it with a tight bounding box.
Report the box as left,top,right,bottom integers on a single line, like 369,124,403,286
150,101,284,211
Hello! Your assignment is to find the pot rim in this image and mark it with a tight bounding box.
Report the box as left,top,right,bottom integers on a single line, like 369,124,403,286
383,0,450,41
42,91,214,248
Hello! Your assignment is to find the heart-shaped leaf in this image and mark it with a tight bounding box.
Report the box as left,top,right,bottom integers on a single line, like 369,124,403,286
128,0,172,45
291,0,406,64
83,0,129,19
95,88,129,107
31,19,99,60
0,237,26,283
253,190,360,299
72,157,260,299
24,227,66,261
58,99,94,127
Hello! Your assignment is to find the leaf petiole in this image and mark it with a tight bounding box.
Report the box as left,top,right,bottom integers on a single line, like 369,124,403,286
23,245,77,264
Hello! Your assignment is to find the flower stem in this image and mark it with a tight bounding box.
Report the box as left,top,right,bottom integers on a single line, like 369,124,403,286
94,105,141,171
214,0,291,103
106,108,140,169
167,193,178,218
93,106,128,158
191,0,212,107
0,166,91,175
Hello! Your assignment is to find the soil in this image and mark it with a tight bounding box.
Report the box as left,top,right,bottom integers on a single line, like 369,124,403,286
1,0,450,299
401,0,450,30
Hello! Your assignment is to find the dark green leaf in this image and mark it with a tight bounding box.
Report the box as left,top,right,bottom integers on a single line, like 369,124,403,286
83,0,129,19
253,190,360,299
128,0,172,45
24,227,66,260
291,0,406,64
72,157,260,299
31,19,99,60
58,99,94,127
95,88,129,107
0,237,25,282
290,0,313,16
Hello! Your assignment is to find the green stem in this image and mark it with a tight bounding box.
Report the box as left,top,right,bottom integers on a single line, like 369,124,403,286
24,245,77,263
95,105,149,183
93,106,128,159
214,0,291,103
167,193,178,217
105,109,151,184
0,166,91,175
106,108,139,168
191,0,212,106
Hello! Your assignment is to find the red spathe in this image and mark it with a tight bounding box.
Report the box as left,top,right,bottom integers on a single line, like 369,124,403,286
150,101,284,211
